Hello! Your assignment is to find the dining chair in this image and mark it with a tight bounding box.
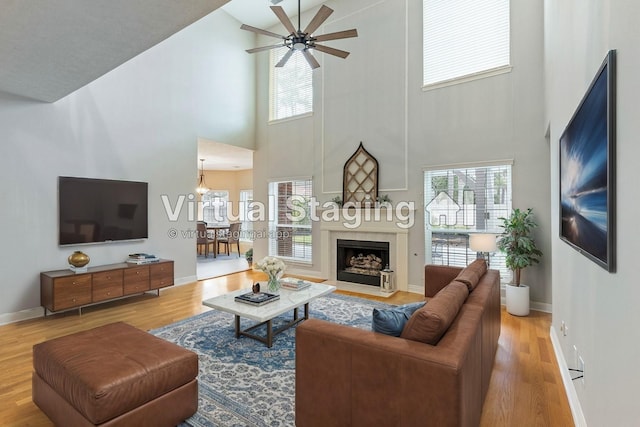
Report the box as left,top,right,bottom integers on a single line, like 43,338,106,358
217,222,241,257
196,221,215,258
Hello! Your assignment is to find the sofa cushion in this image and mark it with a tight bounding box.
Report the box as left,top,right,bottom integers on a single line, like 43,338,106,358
400,281,469,345
372,301,426,337
455,259,487,291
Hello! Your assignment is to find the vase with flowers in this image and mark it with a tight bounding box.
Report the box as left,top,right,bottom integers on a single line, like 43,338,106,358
256,256,286,293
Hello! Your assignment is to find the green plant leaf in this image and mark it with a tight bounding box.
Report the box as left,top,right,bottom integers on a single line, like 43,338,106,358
496,207,543,286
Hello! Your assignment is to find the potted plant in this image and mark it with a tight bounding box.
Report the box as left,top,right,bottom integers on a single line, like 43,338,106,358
497,208,543,316
245,248,253,268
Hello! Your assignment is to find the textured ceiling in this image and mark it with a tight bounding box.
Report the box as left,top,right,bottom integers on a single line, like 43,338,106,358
0,0,229,102
222,0,326,29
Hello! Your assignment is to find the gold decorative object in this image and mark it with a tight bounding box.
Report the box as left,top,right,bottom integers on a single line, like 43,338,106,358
68,251,90,268
343,142,379,206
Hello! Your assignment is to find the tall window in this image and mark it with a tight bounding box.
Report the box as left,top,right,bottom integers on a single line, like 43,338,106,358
424,163,512,281
239,189,254,241
202,190,229,225
423,0,510,87
270,47,313,121
268,179,313,262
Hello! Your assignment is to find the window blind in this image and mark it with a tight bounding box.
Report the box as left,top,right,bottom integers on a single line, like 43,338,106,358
239,189,253,241
269,179,313,262
423,0,510,86
270,47,313,121
202,190,229,224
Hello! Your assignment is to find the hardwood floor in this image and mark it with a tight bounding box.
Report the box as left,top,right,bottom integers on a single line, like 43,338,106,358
0,271,573,426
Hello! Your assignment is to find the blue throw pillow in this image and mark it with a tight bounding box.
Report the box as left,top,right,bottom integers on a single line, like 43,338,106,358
372,301,426,337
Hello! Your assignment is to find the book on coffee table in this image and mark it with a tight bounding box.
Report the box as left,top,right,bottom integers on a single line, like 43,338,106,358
280,278,312,291
234,292,280,306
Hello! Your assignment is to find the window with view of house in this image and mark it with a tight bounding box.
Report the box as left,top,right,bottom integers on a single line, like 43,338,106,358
424,162,512,281
268,179,313,262
202,190,229,224
270,47,313,121
423,0,510,87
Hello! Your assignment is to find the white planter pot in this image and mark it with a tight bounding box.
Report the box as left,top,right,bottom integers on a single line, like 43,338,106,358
506,284,530,316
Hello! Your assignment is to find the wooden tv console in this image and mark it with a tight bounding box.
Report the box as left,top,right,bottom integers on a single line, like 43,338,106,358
40,259,174,315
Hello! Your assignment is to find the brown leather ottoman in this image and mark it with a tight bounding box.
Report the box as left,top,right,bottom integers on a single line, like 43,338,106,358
32,322,198,427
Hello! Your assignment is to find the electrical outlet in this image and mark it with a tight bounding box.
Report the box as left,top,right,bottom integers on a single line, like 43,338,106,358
578,356,585,385
573,345,578,369
561,321,568,336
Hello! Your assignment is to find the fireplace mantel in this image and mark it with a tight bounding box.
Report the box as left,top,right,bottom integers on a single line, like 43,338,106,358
320,213,410,292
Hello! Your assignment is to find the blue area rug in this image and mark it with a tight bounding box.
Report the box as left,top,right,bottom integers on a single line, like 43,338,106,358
150,293,392,427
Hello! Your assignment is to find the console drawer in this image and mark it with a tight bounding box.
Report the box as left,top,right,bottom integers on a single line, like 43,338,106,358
124,266,150,295
150,262,174,290
53,275,92,311
92,270,124,302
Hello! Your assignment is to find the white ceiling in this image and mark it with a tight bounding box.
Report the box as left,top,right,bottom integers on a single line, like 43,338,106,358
222,0,326,29
198,138,254,171
0,0,329,102
0,0,228,102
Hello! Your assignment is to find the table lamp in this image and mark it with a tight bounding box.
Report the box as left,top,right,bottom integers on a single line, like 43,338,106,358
469,233,497,267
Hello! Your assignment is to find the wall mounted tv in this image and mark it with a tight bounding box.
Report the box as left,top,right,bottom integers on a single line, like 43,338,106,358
559,49,616,272
58,176,149,246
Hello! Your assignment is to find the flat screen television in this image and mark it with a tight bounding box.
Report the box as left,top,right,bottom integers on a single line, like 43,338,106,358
58,176,149,246
559,49,616,272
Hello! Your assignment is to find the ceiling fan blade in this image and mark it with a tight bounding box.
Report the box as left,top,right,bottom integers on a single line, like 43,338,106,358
304,5,334,35
271,6,297,34
313,29,358,42
246,44,284,54
313,44,350,59
275,49,295,67
302,50,321,69
240,24,285,39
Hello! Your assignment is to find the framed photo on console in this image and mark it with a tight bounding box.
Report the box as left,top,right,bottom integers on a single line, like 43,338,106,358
559,49,616,272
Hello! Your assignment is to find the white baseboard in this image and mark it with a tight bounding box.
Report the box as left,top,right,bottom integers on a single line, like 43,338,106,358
550,326,587,427
284,268,324,280
0,276,198,326
499,296,552,313
408,284,424,294
0,306,44,326
531,300,552,313
175,275,197,286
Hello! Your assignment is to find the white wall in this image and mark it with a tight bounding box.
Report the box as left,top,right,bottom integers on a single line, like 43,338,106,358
252,0,551,305
0,9,255,322
546,0,640,424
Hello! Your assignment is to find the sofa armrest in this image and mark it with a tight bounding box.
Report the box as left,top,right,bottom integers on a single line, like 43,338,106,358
424,264,463,297
296,305,483,427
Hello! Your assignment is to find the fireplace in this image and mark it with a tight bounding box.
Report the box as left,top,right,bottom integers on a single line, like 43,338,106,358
336,239,390,286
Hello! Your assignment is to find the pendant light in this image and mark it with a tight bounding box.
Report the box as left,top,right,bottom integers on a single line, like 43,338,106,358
196,158,209,195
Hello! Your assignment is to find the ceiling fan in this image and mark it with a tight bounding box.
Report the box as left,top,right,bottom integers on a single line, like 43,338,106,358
240,0,358,69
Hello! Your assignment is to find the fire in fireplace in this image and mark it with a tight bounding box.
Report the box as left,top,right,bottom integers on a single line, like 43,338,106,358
336,239,390,286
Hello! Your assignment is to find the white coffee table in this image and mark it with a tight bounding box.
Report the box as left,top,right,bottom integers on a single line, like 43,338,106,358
202,282,336,347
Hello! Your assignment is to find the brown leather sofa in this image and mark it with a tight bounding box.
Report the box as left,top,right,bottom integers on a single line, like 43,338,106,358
295,261,501,427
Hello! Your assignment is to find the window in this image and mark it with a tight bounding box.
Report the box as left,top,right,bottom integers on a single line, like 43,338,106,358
424,163,512,281
239,189,254,241
423,0,510,87
268,179,313,262
202,190,229,224
270,47,313,121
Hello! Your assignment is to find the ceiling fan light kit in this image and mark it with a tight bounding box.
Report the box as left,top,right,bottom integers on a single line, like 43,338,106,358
240,0,358,69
